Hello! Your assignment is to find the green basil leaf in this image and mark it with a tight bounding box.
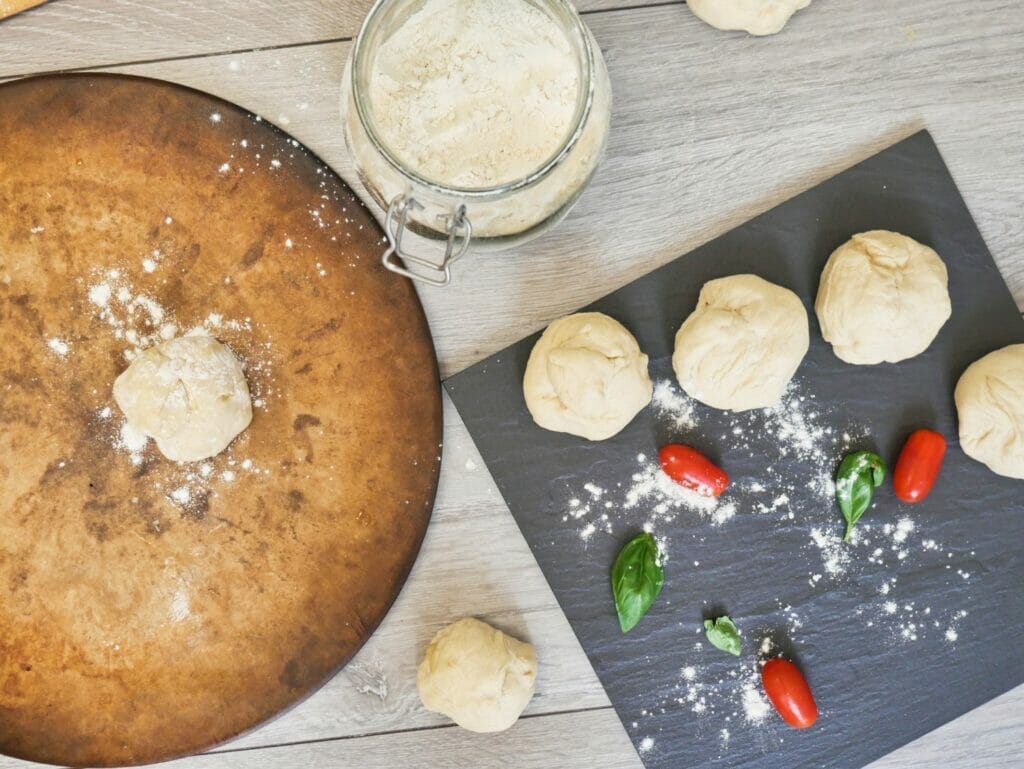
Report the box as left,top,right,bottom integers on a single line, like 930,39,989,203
835,451,886,542
703,616,742,656
611,532,664,633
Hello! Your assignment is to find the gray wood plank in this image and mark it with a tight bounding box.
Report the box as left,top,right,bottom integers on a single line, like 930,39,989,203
866,687,1024,769
1,687,1021,769
0,0,1021,767
1,709,645,769
0,0,667,78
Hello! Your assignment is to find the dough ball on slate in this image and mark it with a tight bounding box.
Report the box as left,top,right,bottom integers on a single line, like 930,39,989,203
815,231,951,365
673,274,809,412
955,344,1024,479
417,618,537,733
523,312,652,441
114,335,252,462
686,0,812,36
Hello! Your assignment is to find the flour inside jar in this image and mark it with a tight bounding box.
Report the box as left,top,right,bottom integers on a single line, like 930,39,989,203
367,0,581,189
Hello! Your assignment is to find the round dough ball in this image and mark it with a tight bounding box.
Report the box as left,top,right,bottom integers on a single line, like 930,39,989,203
815,231,951,365
113,335,252,462
523,312,652,441
686,0,812,36
955,344,1024,479
417,618,537,733
673,274,809,411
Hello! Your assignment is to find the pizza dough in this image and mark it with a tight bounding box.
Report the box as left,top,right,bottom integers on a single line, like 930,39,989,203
815,231,952,365
673,274,809,411
686,0,812,36
113,335,253,462
417,618,537,733
523,312,652,440
955,344,1024,480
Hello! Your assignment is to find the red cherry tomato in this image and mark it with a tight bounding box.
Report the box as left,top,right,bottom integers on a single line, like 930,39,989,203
658,444,729,497
893,429,947,504
762,658,818,729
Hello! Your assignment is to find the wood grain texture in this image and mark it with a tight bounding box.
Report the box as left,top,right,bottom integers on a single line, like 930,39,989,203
0,0,1022,768
0,0,665,79
138,710,645,769
866,687,1024,769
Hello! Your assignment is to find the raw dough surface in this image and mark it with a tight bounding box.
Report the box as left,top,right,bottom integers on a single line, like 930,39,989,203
955,344,1024,480
523,312,652,440
417,618,537,733
686,0,812,36
815,231,951,365
673,274,809,411
113,335,252,462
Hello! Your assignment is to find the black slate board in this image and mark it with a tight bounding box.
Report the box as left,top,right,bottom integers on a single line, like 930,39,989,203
444,131,1024,769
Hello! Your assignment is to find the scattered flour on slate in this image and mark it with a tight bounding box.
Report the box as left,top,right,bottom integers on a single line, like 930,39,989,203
561,379,849,545
659,630,778,746
559,374,975,752
651,379,697,429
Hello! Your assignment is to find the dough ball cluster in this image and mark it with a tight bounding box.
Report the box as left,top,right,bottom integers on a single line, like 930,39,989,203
815,230,951,365
673,274,809,412
113,335,252,462
523,312,652,441
686,0,812,36
417,618,537,733
955,344,1024,480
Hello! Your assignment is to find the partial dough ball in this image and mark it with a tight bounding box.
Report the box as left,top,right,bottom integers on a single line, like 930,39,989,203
113,335,252,462
816,231,951,365
686,0,812,36
673,274,808,411
523,312,652,441
417,618,537,733
955,344,1024,479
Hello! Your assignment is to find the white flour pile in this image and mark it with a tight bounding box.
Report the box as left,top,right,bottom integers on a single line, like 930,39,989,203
367,0,579,188
563,450,735,545
650,379,698,430
85,267,178,361
46,337,70,357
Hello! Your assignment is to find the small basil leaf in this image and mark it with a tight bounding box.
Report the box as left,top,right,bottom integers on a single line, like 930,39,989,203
703,615,742,656
835,451,886,542
611,532,664,633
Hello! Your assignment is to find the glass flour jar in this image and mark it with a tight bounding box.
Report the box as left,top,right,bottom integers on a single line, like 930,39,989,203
341,0,612,286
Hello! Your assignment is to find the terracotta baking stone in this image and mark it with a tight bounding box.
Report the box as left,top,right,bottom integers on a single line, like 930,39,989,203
0,73,442,767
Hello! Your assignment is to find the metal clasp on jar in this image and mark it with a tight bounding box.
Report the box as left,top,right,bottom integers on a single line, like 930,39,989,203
382,195,473,287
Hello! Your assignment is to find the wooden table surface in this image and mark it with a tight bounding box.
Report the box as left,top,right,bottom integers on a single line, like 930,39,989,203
2,1,1022,767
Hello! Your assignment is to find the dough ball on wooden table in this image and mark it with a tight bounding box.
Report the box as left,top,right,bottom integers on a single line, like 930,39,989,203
523,312,652,440
686,0,812,36
815,231,951,365
417,618,537,733
113,335,252,462
955,344,1024,479
673,274,809,412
